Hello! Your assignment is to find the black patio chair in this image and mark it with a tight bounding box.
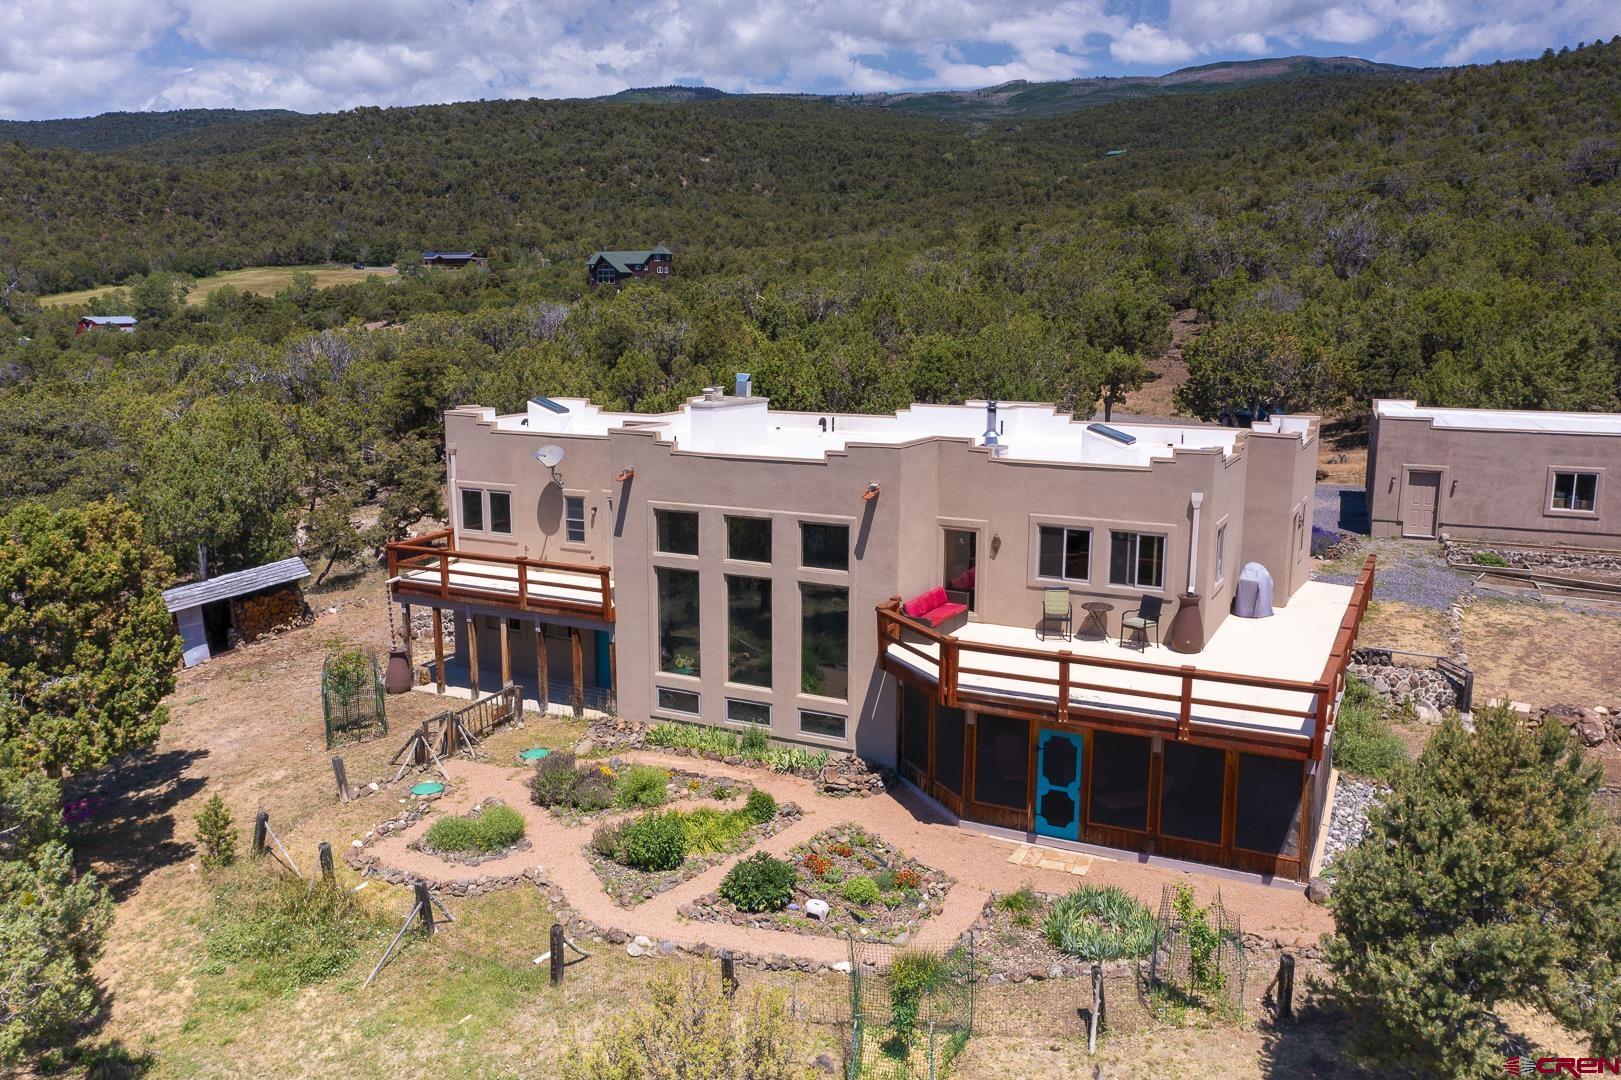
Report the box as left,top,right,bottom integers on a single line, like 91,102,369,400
1119,595,1164,651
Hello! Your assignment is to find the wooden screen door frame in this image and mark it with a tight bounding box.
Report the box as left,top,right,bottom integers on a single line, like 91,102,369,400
1400,466,1445,539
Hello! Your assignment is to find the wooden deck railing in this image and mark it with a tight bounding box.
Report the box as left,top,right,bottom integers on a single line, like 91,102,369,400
386,529,614,622
877,554,1376,760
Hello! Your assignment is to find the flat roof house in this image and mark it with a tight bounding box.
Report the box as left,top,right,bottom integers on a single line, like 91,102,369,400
1367,400,1621,548
587,246,673,288
388,382,1373,881
77,315,137,333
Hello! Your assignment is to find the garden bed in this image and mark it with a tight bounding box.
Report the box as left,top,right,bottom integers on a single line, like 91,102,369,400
584,793,801,908
408,798,531,866
688,825,950,943
530,752,759,827
964,884,1157,982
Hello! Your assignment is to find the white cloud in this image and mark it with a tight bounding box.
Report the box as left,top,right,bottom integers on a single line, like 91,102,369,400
0,0,1616,119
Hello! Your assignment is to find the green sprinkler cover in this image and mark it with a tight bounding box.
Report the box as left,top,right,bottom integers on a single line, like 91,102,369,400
410,781,446,796
519,748,552,762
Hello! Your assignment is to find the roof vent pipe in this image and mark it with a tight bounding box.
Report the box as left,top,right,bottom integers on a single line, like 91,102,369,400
702,385,724,402
983,400,1003,454
735,372,752,398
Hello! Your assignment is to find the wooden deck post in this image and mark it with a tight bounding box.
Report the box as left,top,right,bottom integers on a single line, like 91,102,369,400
466,614,481,695
534,622,550,714
1057,650,1071,725
433,609,446,694
1177,666,1194,741
569,627,584,716
500,616,512,688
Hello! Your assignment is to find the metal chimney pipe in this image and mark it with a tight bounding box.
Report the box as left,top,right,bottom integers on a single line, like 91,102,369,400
735,372,752,398
983,400,1001,451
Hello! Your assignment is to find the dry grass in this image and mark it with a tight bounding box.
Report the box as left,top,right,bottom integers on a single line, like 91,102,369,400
1462,597,1621,708
38,264,398,308
1358,601,1450,655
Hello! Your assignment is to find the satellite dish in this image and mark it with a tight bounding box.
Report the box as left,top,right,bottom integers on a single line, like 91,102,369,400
533,445,565,468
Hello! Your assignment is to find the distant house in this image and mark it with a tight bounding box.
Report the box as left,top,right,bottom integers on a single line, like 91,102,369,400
77,315,137,334
421,250,488,268
586,246,674,288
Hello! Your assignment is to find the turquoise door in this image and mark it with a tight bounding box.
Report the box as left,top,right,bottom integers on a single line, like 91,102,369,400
1035,730,1083,841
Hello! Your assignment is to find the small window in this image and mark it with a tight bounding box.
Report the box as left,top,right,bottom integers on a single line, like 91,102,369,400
1552,471,1598,512
801,522,849,570
460,487,484,531
1109,531,1165,590
655,510,699,555
1038,526,1091,581
565,496,586,543
727,516,772,562
800,710,846,739
726,699,771,726
656,688,700,715
1215,524,1227,583
489,491,512,534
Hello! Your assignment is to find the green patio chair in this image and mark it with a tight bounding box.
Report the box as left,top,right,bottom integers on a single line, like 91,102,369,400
1038,587,1072,642
1119,595,1164,651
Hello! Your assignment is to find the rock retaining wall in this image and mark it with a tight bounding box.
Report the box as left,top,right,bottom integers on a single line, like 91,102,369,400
1444,538,1621,575
1348,649,1457,714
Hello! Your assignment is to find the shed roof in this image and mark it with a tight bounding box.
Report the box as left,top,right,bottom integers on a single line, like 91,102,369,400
81,315,137,325
1374,399,1621,436
588,246,671,273
162,557,310,613
422,250,479,260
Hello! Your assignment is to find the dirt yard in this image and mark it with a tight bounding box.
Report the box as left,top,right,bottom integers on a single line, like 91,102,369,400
1462,597,1621,709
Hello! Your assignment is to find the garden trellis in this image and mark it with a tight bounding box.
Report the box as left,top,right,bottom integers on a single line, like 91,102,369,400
323,647,388,748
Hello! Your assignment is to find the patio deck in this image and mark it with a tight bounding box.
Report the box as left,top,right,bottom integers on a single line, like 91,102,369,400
386,529,613,621
881,558,1373,757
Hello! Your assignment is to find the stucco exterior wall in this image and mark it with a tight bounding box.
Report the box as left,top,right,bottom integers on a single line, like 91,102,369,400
1239,425,1319,603
1367,414,1621,548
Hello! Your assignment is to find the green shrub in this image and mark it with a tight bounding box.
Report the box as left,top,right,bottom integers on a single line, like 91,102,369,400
615,765,671,808
644,722,741,756
619,811,688,871
841,875,881,906
1335,678,1409,781
996,885,1039,916
1470,550,1510,567
571,773,615,812
681,808,751,855
742,788,777,825
195,794,237,871
739,726,770,758
205,871,388,991
1043,885,1156,960
591,820,624,858
530,751,580,807
887,949,950,1045
424,803,525,853
720,853,797,913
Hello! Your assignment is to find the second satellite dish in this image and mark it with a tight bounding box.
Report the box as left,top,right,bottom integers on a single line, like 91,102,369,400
533,445,566,468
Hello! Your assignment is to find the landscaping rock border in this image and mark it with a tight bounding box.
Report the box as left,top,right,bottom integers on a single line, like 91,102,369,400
585,802,803,908
408,797,533,866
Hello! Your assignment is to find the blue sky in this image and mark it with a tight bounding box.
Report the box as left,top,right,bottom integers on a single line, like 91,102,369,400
0,0,1614,120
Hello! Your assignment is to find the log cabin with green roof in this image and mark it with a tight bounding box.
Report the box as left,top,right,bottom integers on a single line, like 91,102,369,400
587,245,674,287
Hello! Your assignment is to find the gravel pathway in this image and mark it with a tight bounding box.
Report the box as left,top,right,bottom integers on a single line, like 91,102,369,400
1311,483,1474,609
1319,774,1386,869
362,751,1333,961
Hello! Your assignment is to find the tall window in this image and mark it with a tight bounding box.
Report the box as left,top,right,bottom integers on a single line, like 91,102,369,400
726,575,772,687
460,487,484,531
727,516,772,562
565,496,586,543
800,522,849,570
943,528,977,609
1214,524,1227,583
1109,531,1165,590
656,510,699,555
1552,471,1598,512
656,568,700,676
1038,526,1091,581
489,491,512,534
799,583,848,700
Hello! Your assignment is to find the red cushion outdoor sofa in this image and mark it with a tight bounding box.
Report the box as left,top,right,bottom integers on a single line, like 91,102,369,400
902,586,969,629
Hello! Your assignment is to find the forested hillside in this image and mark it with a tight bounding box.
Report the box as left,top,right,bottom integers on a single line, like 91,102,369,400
0,42,1617,583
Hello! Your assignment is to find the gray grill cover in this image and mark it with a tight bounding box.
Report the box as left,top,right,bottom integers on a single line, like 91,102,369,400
1233,562,1275,619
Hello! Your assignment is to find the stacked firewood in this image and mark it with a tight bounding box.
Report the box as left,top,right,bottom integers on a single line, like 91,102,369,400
234,585,313,643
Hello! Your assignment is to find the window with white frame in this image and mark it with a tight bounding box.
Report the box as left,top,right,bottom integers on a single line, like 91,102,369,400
1109,531,1166,590
799,710,846,739
1215,524,1227,584
1037,525,1091,581
489,491,512,534
1552,471,1598,513
657,687,700,715
460,487,484,531
726,699,771,726
565,496,586,542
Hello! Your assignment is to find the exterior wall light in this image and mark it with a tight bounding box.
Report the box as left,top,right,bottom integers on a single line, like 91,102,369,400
614,468,635,483
862,483,881,501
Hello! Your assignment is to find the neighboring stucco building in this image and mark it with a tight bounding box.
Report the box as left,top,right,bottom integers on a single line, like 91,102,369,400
389,382,1372,881
1367,400,1621,548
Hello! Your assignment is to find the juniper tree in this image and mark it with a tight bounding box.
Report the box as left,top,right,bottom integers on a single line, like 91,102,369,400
1327,707,1621,1076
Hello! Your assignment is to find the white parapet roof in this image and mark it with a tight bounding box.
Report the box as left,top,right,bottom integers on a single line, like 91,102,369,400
1374,399,1621,436
489,393,1298,467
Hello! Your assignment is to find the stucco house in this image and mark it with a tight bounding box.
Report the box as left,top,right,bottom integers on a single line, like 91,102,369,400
387,379,1372,881
1367,400,1620,548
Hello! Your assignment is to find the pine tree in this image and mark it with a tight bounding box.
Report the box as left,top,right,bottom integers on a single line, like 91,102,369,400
1327,707,1621,1076
195,795,238,871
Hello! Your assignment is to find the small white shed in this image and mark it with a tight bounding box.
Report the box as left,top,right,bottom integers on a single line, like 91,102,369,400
163,557,311,667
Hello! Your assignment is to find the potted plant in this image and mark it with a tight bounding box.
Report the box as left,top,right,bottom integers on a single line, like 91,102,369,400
671,652,696,675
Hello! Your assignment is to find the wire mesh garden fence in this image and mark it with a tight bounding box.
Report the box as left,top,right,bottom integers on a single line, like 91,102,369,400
323,647,387,748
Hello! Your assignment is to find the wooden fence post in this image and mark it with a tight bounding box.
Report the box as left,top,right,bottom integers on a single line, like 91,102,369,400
549,924,565,987
331,756,350,802
720,951,737,998
1277,953,1295,1021
252,810,268,856
318,842,335,883
414,882,435,935
1088,962,1103,1054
